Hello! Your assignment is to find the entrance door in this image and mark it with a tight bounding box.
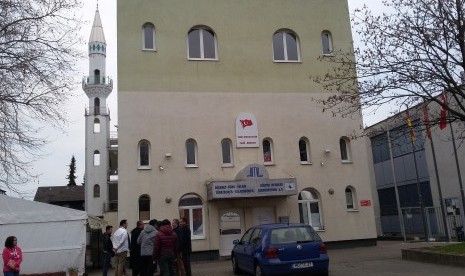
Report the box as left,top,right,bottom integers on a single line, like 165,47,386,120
219,209,243,257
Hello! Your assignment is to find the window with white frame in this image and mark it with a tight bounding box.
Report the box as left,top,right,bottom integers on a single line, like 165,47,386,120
93,184,100,198
139,194,150,221
321,31,333,55
221,138,233,166
339,137,351,162
263,138,273,164
188,27,217,60
138,140,151,168
298,189,323,230
142,23,156,51
93,118,100,133
345,186,357,210
93,150,100,166
186,139,198,166
272,30,300,62
299,137,311,163
179,194,205,239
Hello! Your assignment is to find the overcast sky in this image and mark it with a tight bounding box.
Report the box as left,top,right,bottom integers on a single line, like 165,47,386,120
15,0,384,198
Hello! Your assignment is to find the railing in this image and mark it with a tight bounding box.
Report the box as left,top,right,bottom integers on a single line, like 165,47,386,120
85,107,109,116
83,76,113,85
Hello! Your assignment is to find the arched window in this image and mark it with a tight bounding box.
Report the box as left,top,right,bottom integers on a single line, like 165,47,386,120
340,137,351,162
298,189,323,230
321,31,333,55
179,194,205,238
94,97,100,115
186,139,198,166
221,138,233,166
299,137,311,163
263,138,273,164
94,69,100,84
93,118,100,133
188,26,217,60
345,186,357,210
272,30,300,62
142,23,156,50
138,140,151,168
93,150,100,166
139,195,150,221
93,184,100,198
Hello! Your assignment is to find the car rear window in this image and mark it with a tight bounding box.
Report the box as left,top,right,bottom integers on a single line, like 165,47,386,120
270,226,322,244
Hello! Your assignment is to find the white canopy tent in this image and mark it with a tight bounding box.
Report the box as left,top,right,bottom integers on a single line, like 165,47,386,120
0,195,87,274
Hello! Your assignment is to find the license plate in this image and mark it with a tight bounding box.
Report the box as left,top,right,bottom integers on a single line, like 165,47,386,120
293,262,313,268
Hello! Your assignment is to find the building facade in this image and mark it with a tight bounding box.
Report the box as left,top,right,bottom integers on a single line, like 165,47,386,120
113,0,376,257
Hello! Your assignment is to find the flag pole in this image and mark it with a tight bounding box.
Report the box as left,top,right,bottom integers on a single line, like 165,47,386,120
449,121,465,226
386,129,406,242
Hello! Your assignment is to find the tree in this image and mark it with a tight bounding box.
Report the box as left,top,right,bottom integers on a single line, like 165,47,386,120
66,155,77,186
313,0,465,132
0,0,82,193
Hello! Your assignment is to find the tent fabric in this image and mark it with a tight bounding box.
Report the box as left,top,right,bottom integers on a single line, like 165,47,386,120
0,195,86,274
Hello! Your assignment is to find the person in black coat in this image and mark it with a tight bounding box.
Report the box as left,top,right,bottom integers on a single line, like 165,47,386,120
180,218,192,276
102,225,113,276
130,221,144,276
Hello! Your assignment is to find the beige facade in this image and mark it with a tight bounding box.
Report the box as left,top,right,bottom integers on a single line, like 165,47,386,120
115,0,377,255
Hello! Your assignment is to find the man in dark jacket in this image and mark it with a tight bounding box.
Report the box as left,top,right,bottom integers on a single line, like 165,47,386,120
130,221,144,276
102,225,113,276
153,219,178,276
180,218,192,276
172,219,185,276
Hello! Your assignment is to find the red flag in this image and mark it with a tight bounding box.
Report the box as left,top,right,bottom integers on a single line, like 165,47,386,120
406,110,416,142
439,92,448,130
423,105,432,139
240,119,253,128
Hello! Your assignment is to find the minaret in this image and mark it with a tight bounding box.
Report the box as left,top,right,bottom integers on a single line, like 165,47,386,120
83,7,113,217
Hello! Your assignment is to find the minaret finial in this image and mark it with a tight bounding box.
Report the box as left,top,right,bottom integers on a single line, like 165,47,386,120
96,0,99,11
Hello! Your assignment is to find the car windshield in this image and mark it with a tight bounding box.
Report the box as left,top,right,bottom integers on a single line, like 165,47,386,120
270,226,321,244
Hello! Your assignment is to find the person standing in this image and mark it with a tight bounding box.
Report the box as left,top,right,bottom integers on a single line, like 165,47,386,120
172,219,185,276
102,225,114,276
130,221,144,276
2,236,22,276
113,219,129,276
153,219,177,276
137,219,158,276
180,218,192,276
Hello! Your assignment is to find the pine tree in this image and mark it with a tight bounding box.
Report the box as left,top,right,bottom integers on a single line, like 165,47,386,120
66,155,77,186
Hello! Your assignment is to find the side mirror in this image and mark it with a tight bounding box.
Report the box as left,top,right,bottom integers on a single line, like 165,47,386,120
233,239,240,245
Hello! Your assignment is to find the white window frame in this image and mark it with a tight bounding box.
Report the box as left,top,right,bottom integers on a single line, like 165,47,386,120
142,23,156,51
340,137,352,163
187,27,218,61
273,30,301,62
321,31,333,56
93,150,100,166
93,118,100,133
299,137,312,165
185,139,198,167
221,138,234,167
263,138,274,165
93,184,100,198
139,194,151,221
298,189,324,231
138,140,151,169
179,205,205,240
345,186,358,211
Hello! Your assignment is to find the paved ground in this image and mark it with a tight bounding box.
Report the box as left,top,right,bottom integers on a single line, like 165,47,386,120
87,241,464,276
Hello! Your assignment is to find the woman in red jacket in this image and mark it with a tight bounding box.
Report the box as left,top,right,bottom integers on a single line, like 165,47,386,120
3,236,22,276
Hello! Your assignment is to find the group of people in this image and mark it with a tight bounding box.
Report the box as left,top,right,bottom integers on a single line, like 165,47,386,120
103,218,192,276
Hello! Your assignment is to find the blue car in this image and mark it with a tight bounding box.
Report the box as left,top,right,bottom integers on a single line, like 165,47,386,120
231,223,329,276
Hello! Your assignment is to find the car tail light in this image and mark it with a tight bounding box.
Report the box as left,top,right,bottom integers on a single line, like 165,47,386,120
319,243,327,254
264,248,279,259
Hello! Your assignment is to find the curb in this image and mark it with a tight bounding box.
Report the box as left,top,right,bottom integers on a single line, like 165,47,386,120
401,248,465,268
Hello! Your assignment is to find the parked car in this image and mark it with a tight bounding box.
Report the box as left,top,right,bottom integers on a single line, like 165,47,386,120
231,223,329,276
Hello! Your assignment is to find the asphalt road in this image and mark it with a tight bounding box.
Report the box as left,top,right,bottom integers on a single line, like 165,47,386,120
88,241,464,276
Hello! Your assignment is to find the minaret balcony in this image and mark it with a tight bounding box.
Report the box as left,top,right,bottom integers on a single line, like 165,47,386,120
82,76,113,91
85,107,110,116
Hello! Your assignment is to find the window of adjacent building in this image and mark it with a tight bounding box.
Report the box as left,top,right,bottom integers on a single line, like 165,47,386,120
186,139,198,166
221,138,233,166
263,138,273,164
142,23,156,51
340,137,351,162
93,150,100,166
179,194,205,239
93,184,100,198
345,186,356,210
188,27,217,60
139,194,150,221
272,30,300,62
298,189,323,230
93,118,100,133
321,31,333,55
108,183,118,211
138,140,150,169
299,137,311,164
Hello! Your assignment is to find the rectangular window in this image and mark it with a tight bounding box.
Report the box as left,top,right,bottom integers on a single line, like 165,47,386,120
273,33,284,60
144,26,154,49
188,29,201,59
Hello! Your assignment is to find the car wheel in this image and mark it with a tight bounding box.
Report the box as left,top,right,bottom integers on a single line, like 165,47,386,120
254,263,265,276
232,256,241,275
